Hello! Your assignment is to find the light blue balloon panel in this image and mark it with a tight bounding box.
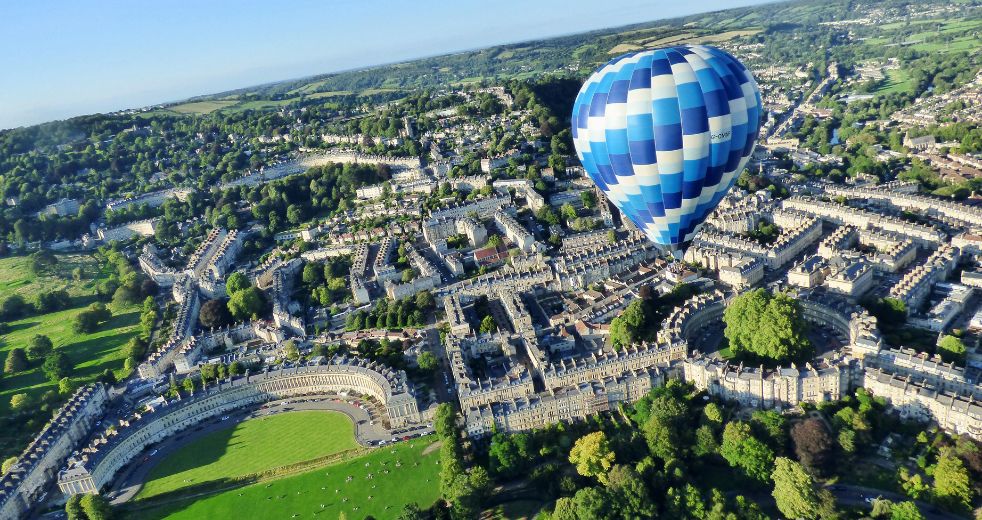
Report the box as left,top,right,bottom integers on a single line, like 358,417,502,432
571,45,762,254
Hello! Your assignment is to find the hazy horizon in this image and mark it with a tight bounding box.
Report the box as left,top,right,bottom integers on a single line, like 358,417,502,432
0,0,773,131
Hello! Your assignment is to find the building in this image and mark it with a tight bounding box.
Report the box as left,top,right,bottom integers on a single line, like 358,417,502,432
683,354,858,409
0,385,108,520
825,260,874,301
41,198,81,217
493,210,535,252
863,368,980,439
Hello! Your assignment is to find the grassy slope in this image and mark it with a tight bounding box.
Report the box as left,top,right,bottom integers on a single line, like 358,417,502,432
0,254,140,456
136,411,358,500
167,100,237,114
132,438,441,520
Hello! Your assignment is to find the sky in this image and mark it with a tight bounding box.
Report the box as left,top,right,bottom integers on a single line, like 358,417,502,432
0,0,772,130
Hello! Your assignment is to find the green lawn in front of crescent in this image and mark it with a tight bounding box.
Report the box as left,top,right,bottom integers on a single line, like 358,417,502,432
135,411,359,500
131,437,442,520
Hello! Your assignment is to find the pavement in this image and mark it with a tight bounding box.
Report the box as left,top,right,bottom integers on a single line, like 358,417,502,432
106,396,434,505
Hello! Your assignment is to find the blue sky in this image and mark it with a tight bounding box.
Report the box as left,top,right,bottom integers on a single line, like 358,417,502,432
0,0,771,129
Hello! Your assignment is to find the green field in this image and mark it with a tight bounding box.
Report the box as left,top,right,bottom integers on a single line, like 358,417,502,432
136,411,359,500
167,100,237,114
0,254,141,457
874,68,913,95
131,438,442,520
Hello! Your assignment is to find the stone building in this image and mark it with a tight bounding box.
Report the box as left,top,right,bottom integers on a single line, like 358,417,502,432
0,385,108,520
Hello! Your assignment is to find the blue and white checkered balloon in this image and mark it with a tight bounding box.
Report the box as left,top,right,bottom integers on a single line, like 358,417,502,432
572,45,762,254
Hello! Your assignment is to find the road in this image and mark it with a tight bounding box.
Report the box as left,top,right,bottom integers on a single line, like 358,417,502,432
107,396,433,505
825,484,963,520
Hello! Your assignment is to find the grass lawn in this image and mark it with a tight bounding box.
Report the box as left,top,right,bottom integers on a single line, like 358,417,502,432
874,69,913,95
131,438,442,520
166,100,236,114
0,254,104,299
0,254,141,459
136,411,358,500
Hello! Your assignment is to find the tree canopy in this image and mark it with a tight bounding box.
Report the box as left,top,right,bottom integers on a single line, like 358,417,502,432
723,289,812,364
568,431,616,484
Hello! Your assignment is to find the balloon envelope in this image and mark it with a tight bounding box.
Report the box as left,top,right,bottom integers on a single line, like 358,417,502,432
571,45,762,253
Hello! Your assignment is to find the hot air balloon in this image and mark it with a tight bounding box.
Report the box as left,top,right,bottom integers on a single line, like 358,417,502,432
571,45,762,256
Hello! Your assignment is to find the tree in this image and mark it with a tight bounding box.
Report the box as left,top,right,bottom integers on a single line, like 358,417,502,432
65,494,86,520
73,303,111,334
43,352,73,382
397,503,425,520
283,340,300,361
791,418,835,473
704,402,723,425
59,377,75,395
4,348,27,374
536,206,560,226
35,289,70,313
607,464,657,518
0,295,29,320
721,421,775,483
26,334,54,360
871,498,894,518
609,299,648,349
229,361,245,376
751,410,787,451
571,487,615,520
552,497,578,520
899,468,930,500
936,335,966,364
890,502,926,520
694,424,720,457
580,190,597,209
401,268,416,283
489,432,531,478
80,492,113,520
560,203,578,222
434,403,457,439
479,315,497,334
1,456,17,475
228,287,266,320
569,431,616,484
414,290,434,311
771,457,823,520
723,289,811,364
417,351,439,372
182,376,196,394
225,272,250,295
9,393,31,413
643,414,683,461
932,448,973,514
199,299,233,328
302,262,324,286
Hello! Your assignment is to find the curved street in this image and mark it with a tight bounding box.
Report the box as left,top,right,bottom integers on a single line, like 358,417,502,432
825,484,964,520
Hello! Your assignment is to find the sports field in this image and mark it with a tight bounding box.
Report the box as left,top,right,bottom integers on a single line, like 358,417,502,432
136,411,358,500
131,437,442,520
